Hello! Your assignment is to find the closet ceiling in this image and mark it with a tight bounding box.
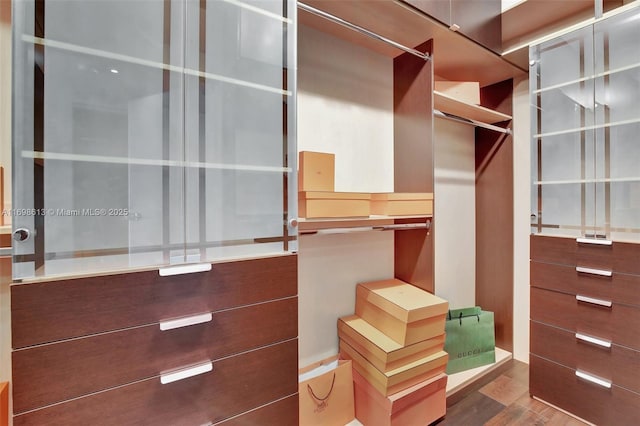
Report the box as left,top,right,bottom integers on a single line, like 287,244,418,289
298,0,526,87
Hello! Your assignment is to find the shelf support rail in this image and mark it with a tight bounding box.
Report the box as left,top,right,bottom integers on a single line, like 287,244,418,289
297,2,431,62
434,110,512,135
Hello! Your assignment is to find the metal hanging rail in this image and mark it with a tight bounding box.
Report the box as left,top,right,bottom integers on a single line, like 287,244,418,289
434,109,513,135
297,2,431,62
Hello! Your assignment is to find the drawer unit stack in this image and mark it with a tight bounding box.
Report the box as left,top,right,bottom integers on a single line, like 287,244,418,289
11,256,299,425
529,235,640,425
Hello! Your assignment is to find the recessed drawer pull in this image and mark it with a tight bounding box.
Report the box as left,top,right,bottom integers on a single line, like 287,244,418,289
575,369,612,389
160,361,213,384
160,313,213,331
575,332,612,348
575,266,612,277
576,237,612,246
159,263,212,276
576,294,612,308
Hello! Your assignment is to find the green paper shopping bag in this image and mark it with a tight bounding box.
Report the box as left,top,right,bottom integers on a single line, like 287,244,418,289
443,307,496,374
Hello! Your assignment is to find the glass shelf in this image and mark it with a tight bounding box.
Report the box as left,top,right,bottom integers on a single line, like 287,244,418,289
533,61,640,94
22,35,291,96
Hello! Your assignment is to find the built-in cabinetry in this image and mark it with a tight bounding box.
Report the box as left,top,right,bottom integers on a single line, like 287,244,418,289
297,0,522,369
10,0,298,423
404,0,502,53
12,0,297,279
529,5,640,424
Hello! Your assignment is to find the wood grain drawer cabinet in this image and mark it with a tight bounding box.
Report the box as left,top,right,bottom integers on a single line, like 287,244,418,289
13,339,298,426
530,321,640,394
12,297,297,414
530,235,640,275
530,355,640,426
530,287,640,351
11,255,297,348
531,261,640,308
213,394,298,426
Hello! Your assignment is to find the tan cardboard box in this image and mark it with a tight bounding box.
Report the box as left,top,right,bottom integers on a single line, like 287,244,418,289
338,315,444,373
299,191,370,218
355,279,448,346
352,369,447,426
340,339,448,397
370,193,433,216
299,151,335,192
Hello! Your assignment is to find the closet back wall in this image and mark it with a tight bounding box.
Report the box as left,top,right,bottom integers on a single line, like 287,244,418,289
297,25,394,367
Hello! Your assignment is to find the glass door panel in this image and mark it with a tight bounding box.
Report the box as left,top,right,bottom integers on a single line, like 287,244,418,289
530,26,596,238
12,0,185,278
182,0,296,262
593,7,640,242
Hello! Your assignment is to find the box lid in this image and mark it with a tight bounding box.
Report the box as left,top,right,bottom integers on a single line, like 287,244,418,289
338,315,445,369
357,279,448,323
299,191,371,200
352,368,447,414
370,192,434,201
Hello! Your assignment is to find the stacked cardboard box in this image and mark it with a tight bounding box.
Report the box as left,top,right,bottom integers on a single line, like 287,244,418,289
338,279,449,426
298,151,432,218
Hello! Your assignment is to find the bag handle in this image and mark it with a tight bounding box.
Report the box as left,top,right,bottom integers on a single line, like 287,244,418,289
448,309,481,325
307,372,336,402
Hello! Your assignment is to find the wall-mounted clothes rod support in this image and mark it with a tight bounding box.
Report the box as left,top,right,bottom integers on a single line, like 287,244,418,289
297,2,431,62
434,109,512,135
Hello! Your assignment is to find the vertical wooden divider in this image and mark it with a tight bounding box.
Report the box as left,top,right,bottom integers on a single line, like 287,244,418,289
475,79,514,352
393,40,434,293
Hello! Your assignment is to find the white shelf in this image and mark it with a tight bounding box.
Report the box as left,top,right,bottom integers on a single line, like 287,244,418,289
535,177,640,185
22,150,291,173
434,91,512,125
298,215,431,234
22,35,291,96
533,61,640,95
534,117,640,138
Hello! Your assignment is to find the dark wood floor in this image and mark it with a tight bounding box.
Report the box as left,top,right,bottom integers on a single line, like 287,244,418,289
437,360,587,425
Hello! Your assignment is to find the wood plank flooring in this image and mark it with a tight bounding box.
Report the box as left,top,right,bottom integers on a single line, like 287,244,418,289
437,360,588,425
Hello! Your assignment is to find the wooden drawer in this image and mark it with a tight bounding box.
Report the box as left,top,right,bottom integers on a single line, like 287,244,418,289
530,287,640,351
12,297,297,414
530,235,640,274
531,261,640,308
213,394,298,426
530,354,640,425
13,339,298,426
530,321,640,394
11,254,297,348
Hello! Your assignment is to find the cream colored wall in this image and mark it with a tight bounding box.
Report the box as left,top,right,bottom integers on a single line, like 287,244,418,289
512,75,531,363
433,119,477,309
297,25,395,368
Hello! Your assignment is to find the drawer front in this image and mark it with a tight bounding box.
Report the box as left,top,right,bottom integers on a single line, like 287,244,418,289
213,394,298,426
530,321,640,394
530,354,640,425
13,339,298,426
530,235,640,274
530,287,640,351
12,297,297,414
531,261,640,308
12,254,297,348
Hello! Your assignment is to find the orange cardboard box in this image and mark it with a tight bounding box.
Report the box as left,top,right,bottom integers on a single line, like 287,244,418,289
338,315,445,373
370,193,433,216
340,339,448,397
299,151,335,192
353,369,447,426
299,191,370,218
355,279,448,346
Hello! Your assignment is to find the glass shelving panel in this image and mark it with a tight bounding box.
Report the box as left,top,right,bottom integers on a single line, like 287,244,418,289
12,0,297,279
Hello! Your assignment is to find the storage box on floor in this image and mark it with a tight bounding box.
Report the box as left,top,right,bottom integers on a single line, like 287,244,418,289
339,279,449,426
